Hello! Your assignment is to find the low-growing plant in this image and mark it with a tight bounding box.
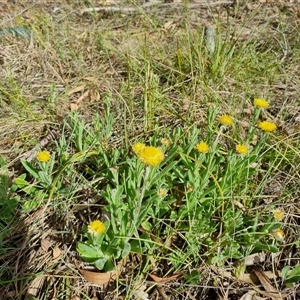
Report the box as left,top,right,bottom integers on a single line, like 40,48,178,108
6,97,285,276
12,150,56,211
76,98,284,272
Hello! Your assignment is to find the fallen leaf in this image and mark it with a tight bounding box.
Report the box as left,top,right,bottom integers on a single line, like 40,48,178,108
40,239,51,252
133,285,149,300
26,275,45,297
239,290,257,300
70,103,79,111
84,76,98,83
53,244,61,260
79,268,116,285
252,267,287,300
75,90,90,105
74,258,125,285
149,273,182,283
66,84,86,96
90,88,100,102
244,252,266,266
238,273,257,284
164,21,175,30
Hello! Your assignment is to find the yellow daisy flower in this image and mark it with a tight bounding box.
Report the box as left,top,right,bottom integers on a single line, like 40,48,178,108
136,146,164,166
219,115,233,126
236,144,248,155
157,188,168,197
37,151,51,162
273,209,284,221
258,121,277,132
160,138,171,146
272,228,284,241
132,143,146,154
253,98,269,109
88,220,106,236
196,141,209,153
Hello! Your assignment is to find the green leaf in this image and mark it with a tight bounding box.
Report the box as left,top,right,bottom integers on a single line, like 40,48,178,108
253,242,279,253
285,265,300,286
21,159,39,179
130,240,144,254
77,242,102,260
94,257,109,270
22,185,37,196
0,196,18,216
104,258,115,272
38,171,52,186
281,266,290,281
130,233,152,254
141,221,152,231
121,240,131,258
22,199,40,212
13,177,30,189
184,270,200,285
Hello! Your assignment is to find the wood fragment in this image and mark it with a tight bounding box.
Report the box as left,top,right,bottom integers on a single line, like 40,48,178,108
80,1,234,14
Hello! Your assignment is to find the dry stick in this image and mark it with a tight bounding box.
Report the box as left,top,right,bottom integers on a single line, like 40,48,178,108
80,1,162,14
80,1,234,14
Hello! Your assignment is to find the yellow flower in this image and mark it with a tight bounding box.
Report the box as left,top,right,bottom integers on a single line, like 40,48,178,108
272,228,284,241
196,141,209,153
37,151,51,162
219,115,233,126
273,209,284,221
160,138,171,146
157,188,168,197
254,98,269,109
132,143,146,154
88,220,106,236
136,146,164,166
236,144,248,155
258,121,277,132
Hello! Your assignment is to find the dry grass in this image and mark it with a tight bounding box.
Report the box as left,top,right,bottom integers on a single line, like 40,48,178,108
1,1,300,299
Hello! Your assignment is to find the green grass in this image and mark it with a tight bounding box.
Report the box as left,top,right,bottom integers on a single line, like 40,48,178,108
1,1,300,299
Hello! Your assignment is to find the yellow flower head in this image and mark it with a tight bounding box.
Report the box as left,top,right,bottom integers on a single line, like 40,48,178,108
258,121,277,132
37,151,51,162
157,188,168,197
196,141,209,153
273,209,284,221
254,98,269,109
219,115,233,126
160,138,171,146
132,143,146,154
136,146,164,166
88,220,106,236
272,228,284,242
236,144,248,155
